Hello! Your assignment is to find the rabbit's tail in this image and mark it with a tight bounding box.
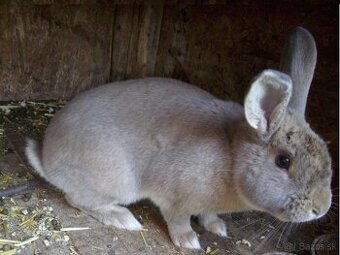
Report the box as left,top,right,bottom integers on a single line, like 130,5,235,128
25,138,47,179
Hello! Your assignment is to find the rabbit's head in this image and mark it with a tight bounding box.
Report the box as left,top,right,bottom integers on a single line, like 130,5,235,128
234,27,332,222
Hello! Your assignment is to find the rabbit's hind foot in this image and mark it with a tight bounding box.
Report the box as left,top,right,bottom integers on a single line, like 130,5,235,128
88,204,143,231
65,195,142,231
198,214,227,237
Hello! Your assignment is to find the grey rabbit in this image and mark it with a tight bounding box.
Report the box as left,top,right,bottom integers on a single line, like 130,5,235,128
26,27,332,249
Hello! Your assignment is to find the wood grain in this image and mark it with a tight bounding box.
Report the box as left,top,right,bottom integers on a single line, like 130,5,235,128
111,3,163,81
0,2,113,100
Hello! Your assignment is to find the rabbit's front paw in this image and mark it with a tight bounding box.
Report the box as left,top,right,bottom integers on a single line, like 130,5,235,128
199,214,227,237
170,230,201,249
164,214,201,249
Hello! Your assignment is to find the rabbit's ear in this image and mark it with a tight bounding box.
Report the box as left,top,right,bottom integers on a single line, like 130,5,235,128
279,27,317,117
245,70,292,138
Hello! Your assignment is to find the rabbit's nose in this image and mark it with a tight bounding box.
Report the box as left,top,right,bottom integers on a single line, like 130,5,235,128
310,206,328,220
311,208,321,218
311,208,320,216
297,209,320,222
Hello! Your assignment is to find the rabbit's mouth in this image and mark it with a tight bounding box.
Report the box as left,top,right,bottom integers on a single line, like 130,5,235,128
271,206,329,223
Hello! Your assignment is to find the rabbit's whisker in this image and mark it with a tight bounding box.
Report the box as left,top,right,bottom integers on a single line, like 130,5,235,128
248,215,284,249
247,217,279,242
253,220,285,253
235,216,263,229
276,222,289,247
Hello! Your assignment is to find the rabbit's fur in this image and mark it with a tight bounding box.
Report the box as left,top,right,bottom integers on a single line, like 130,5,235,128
26,27,332,249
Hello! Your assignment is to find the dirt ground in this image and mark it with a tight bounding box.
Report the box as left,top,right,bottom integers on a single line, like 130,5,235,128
0,101,338,255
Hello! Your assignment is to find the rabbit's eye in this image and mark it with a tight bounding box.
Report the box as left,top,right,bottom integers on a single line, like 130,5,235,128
275,154,290,169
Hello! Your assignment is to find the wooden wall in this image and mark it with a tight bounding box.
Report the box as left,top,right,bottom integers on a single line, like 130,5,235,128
0,1,338,173
0,2,113,99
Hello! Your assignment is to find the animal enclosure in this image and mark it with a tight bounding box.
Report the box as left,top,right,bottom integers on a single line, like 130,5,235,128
0,1,338,255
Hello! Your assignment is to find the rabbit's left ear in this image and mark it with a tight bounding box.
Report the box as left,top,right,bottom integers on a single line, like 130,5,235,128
280,27,317,117
245,70,292,138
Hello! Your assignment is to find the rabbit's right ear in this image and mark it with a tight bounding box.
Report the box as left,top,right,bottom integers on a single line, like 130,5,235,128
245,70,292,139
279,27,317,117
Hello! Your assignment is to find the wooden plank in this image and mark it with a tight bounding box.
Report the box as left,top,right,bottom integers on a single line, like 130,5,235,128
111,2,163,81
154,4,191,81
135,3,163,76
0,2,114,101
110,4,135,81
155,3,337,102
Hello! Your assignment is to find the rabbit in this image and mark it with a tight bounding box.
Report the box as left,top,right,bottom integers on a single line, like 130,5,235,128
25,27,332,249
